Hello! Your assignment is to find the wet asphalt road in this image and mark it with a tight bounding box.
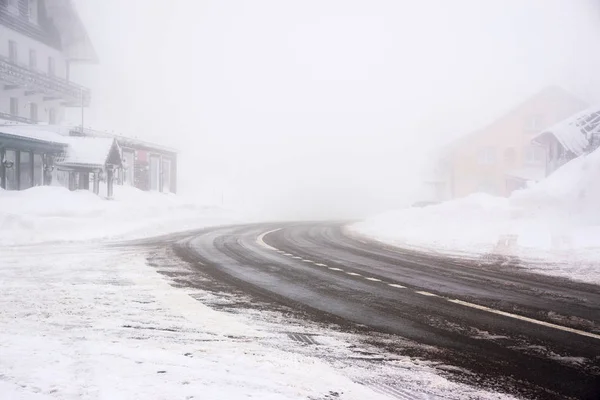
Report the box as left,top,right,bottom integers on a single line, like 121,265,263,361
169,222,600,400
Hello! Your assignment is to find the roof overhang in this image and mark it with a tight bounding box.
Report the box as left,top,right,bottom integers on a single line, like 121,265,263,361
43,0,99,64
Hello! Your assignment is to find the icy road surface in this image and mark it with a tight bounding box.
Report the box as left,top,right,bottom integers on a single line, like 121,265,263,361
171,222,600,400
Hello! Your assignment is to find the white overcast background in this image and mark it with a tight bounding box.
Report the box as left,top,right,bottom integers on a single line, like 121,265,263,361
70,0,600,219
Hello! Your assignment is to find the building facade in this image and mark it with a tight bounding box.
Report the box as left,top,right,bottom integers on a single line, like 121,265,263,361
0,1,177,195
432,86,588,200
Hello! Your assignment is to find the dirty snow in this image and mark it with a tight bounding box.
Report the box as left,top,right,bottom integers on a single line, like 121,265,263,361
351,148,600,285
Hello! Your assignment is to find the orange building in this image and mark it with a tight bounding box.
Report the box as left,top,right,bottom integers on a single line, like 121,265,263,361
431,86,587,200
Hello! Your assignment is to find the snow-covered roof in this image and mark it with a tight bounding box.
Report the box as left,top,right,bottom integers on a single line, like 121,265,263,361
0,125,69,146
61,137,120,168
533,104,600,156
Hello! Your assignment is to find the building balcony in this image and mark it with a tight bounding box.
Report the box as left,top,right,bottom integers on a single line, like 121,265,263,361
0,5,62,48
0,55,90,106
0,111,35,124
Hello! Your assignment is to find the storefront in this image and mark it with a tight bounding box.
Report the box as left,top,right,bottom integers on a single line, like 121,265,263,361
0,131,66,190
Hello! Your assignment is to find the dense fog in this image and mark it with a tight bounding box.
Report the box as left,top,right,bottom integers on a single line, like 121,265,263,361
70,0,600,219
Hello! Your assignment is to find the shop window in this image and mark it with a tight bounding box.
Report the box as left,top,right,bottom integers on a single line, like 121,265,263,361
123,150,134,185
4,150,17,190
33,154,43,186
149,156,160,191
162,159,171,193
19,151,32,190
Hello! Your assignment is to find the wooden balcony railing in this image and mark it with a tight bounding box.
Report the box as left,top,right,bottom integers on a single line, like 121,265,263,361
0,55,90,106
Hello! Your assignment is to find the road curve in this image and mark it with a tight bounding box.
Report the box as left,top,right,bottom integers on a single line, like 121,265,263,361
172,222,600,400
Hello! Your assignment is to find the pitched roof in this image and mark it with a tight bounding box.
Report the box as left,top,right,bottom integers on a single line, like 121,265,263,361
532,104,600,156
60,137,121,168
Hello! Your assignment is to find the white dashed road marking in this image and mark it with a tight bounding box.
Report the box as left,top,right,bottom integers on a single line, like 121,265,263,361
256,229,600,341
415,291,439,297
449,299,600,340
388,283,406,289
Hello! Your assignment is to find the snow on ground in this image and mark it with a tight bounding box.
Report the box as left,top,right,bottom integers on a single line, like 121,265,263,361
0,185,237,246
0,244,383,400
0,243,517,400
351,148,600,285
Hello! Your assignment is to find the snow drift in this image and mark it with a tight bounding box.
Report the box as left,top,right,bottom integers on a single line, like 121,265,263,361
0,185,236,246
351,148,600,284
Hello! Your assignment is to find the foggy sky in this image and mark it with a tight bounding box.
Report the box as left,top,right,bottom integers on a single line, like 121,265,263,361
70,0,600,219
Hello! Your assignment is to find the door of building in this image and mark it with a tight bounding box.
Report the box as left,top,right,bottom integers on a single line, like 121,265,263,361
162,159,171,193
149,156,160,191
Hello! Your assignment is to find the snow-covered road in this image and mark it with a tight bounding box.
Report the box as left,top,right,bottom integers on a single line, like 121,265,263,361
0,243,385,399
0,240,520,400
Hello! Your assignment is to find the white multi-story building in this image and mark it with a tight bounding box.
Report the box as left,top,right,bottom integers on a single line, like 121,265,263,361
0,1,178,195
0,0,95,126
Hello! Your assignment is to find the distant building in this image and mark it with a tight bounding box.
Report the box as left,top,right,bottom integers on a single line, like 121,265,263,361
0,1,176,195
429,86,587,200
533,104,600,176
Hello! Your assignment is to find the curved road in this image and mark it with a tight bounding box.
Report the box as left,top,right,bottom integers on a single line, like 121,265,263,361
171,222,600,400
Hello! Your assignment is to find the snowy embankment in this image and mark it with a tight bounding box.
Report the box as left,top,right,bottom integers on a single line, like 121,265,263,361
351,148,600,285
0,185,236,246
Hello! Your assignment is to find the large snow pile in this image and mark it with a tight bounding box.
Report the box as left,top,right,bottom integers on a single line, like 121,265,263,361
351,148,600,284
0,185,237,246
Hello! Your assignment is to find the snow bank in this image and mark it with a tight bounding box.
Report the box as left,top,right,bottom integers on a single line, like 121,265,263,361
351,148,600,284
0,185,237,246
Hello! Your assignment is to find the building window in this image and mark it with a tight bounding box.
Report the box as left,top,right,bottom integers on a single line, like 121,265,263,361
33,153,43,186
48,56,55,76
19,151,32,190
149,156,160,191
525,145,546,164
504,147,517,166
478,146,496,165
30,102,37,122
3,149,17,190
9,40,17,63
29,49,36,69
477,179,496,195
28,0,38,23
10,97,19,116
162,158,172,193
7,0,18,15
526,115,543,132
123,150,134,185
48,108,56,124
